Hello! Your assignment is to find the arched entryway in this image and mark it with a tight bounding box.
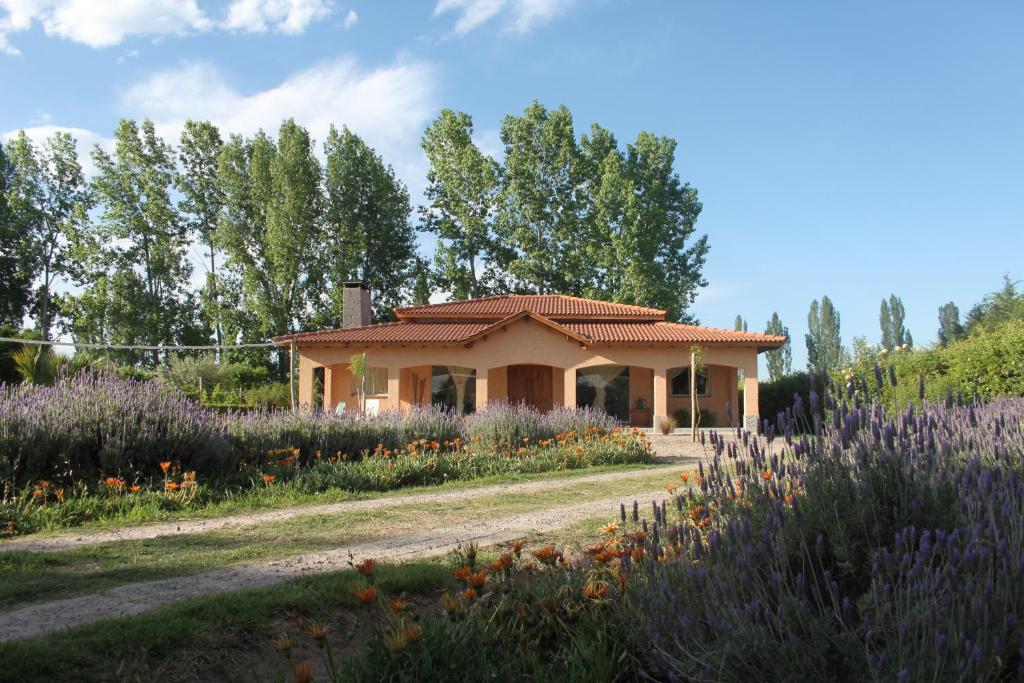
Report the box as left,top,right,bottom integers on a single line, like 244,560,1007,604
506,364,555,412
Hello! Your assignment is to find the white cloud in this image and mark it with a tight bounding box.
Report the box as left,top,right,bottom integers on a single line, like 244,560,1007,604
1,125,114,177
434,0,574,36
223,0,332,35
119,56,437,195
342,8,357,29
0,0,336,54
0,0,211,53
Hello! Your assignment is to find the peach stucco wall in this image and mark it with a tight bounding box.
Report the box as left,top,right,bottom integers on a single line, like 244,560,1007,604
296,316,761,424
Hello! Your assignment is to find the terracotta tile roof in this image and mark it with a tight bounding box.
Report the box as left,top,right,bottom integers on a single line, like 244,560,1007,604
274,321,492,346
563,322,788,348
275,315,788,350
395,295,666,321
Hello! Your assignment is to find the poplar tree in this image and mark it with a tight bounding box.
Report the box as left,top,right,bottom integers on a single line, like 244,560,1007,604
806,296,844,373
177,120,225,349
880,293,912,349
764,312,791,381
0,139,34,328
69,120,198,365
734,315,747,331
937,301,964,346
321,125,415,322
216,121,323,376
420,109,502,299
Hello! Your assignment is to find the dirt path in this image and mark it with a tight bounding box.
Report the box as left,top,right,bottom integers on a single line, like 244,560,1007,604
0,488,670,643
0,459,699,554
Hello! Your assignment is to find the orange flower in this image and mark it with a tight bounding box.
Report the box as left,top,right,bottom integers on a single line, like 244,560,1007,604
465,570,488,589
159,461,171,473
510,538,526,557
665,484,678,495
292,662,313,683
784,494,795,505
390,597,408,614
440,592,461,614
400,623,423,644
273,632,293,653
164,481,179,492
532,544,561,566
514,602,528,618
488,553,514,573
679,472,690,484
385,630,408,654
262,474,276,484
600,521,620,535
582,580,609,600
355,558,376,577
129,485,141,493
54,488,65,502
355,585,377,604
453,566,473,582
460,588,477,600
306,622,329,641
761,470,773,480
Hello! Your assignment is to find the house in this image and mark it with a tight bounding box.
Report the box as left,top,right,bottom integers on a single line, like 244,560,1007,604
275,283,787,430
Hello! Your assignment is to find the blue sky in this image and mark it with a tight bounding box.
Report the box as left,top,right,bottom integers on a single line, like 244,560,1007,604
2,0,1022,370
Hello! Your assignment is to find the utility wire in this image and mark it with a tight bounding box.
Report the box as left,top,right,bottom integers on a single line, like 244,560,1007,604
0,337,278,351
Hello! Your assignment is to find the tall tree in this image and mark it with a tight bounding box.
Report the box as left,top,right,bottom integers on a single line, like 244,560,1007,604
496,101,587,295
69,120,199,365
0,140,35,328
937,301,964,346
806,296,844,373
177,120,225,350
5,131,91,340
734,315,747,332
217,121,323,376
879,293,912,349
419,109,502,299
412,256,432,306
764,312,791,381
964,276,1024,332
320,125,415,322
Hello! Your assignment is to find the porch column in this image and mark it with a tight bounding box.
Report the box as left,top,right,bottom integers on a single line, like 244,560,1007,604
729,367,739,428
653,366,668,426
323,366,336,412
298,359,314,409
387,365,401,413
563,367,577,408
475,367,488,412
742,361,759,432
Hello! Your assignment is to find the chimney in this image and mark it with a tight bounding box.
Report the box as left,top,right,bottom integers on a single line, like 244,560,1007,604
342,282,372,328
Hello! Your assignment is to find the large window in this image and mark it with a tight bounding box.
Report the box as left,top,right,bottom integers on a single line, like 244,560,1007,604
431,366,477,414
576,366,630,423
670,367,709,397
351,367,389,397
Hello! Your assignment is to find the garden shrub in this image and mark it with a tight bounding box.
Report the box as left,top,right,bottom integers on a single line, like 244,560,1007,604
465,403,616,450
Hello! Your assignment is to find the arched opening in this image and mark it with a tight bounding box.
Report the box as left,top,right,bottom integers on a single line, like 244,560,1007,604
576,365,630,422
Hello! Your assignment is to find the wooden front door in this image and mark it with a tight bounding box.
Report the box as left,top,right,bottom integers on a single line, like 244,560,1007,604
507,365,553,412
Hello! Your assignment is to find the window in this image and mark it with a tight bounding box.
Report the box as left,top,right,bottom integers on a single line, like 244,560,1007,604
670,367,709,397
576,366,630,423
431,366,477,414
352,367,389,396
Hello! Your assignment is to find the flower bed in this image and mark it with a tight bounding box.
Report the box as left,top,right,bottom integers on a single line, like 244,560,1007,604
315,392,1024,681
0,372,653,536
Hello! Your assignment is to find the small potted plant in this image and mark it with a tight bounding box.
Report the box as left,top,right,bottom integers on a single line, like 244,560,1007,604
630,397,652,428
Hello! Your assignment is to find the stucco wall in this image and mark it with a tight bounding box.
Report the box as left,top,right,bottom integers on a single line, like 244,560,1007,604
295,316,760,420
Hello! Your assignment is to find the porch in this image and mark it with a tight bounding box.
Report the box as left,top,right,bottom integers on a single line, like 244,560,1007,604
304,360,754,430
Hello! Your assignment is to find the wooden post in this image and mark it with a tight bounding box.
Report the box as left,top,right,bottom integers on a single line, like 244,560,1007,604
289,341,296,411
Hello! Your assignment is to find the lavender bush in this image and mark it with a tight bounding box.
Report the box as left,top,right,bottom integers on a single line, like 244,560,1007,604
465,402,617,450
0,372,229,486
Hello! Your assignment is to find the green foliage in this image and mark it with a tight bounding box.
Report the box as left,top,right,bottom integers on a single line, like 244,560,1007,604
320,125,415,322
734,314,747,331
937,301,964,346
879,293,912,350
764,312,791,381
964,275,1024,333
759,371,813,425
0,138,35,328
420,109,503,299
11,345,63,385
806,295,845,373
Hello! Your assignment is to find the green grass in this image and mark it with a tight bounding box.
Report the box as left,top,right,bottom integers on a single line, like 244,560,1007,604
7,458,661,539
0,562,453,683
0,465,684,610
